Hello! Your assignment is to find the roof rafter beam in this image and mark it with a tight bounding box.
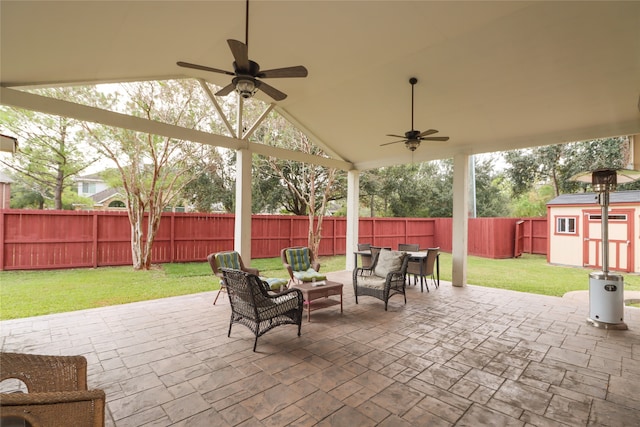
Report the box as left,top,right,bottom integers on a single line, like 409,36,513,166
243,103,274,140
0,87,353,170
197,78,235,137
0,87,242,150
275,105,347,162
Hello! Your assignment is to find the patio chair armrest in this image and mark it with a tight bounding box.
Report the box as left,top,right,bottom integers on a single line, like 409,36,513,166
311,260,321,272
283,263,295,279
272,287,304,303
244,267,260,276
386,270,405,282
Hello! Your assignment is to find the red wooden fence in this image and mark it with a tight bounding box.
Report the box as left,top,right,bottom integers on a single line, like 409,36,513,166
0,209,546,271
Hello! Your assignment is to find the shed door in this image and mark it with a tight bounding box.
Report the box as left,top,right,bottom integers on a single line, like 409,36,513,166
583,208,634,272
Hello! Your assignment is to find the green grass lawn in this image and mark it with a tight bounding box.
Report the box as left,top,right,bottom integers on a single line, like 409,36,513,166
2,253,639,320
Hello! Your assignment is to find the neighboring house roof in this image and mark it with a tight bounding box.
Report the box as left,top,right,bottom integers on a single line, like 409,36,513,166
76,172,105,182
90,188,121,204
547,190,640,205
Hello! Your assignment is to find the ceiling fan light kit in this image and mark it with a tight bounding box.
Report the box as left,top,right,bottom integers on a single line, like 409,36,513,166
234,77,258,99
405,140,420,152
176,0,307,101
381,77,449,151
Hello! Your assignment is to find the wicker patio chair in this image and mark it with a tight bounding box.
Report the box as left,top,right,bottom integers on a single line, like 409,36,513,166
352,249,410,310
221,268,304,351
0,352,105,427
208,251,287,305
358,246,390,276
281,246,326,285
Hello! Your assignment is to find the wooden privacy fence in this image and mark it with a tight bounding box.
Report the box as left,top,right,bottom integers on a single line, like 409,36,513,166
0,210,546,271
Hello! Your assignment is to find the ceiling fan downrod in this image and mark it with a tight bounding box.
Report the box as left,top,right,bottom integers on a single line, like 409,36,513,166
410,77,417,131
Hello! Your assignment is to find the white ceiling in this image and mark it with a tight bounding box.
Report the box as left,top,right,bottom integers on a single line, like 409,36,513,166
1,1,639,170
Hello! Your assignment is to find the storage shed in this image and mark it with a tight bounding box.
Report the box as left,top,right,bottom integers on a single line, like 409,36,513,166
547,190,640,273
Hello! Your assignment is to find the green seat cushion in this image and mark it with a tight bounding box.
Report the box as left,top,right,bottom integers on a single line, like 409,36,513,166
293,268,326,282
261,277,288,290
216,252,241,270
286,248,311,271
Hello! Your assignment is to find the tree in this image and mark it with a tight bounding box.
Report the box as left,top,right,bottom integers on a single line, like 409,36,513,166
358,156,509,219
504,137,630,197
182,147,235,212
0,88,100,209
254,114,344,258
83,80,214,270
473,156,511,217
511,185,555,217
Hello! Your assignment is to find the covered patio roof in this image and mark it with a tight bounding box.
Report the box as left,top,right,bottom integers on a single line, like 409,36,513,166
1,1,639,169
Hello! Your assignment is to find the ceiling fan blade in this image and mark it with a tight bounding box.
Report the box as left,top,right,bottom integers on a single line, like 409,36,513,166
255,80,287,101
176,61,235,76
215,83,236,97
227,39,250,70
385,134,406,139
380,140,406,146
258,66,308,79
421,136,450,141
418,129,438,137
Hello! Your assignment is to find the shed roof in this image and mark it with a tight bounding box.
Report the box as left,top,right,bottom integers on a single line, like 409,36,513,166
547,190,640,206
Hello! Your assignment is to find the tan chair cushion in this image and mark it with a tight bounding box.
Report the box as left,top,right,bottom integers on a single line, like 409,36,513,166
374,250,405,277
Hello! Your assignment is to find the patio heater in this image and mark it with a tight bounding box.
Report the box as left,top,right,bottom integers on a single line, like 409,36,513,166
572,169,640,330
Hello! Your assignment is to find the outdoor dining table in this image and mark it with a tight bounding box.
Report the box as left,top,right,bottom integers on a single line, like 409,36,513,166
353,249,440,292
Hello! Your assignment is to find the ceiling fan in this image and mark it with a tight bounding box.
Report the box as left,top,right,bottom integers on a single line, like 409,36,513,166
381,77,449,151
176,0,308,101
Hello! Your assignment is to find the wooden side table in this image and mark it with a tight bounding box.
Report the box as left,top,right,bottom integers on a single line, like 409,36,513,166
291,280,343,322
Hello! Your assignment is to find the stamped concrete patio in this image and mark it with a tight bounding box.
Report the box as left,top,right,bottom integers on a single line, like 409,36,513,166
2,270,639,426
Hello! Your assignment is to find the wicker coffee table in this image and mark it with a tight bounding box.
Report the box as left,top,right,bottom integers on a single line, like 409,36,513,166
291,280,343,322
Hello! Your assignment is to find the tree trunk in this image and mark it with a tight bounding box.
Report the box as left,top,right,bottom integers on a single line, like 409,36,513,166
141,199,163,270
54,167,64,210
128,199,145,270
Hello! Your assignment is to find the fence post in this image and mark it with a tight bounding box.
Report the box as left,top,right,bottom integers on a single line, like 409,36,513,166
0,211,5,271
92,212,98,268
170,214,175,263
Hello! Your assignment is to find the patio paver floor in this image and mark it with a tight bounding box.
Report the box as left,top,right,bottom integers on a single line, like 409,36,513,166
2,270,639,426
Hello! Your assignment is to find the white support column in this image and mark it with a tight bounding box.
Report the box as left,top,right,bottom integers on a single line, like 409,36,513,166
452,153,470,287
234,96,252,262
235,148,252,262
346,169,360,270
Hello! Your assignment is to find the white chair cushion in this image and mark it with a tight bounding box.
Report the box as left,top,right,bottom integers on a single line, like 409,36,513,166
374,250,405,277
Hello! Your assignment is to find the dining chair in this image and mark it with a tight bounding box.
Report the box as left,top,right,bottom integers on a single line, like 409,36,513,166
406,247,440,292
398,243,420,251
357,243,373,270
398,244,420,285
359,246,387,275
